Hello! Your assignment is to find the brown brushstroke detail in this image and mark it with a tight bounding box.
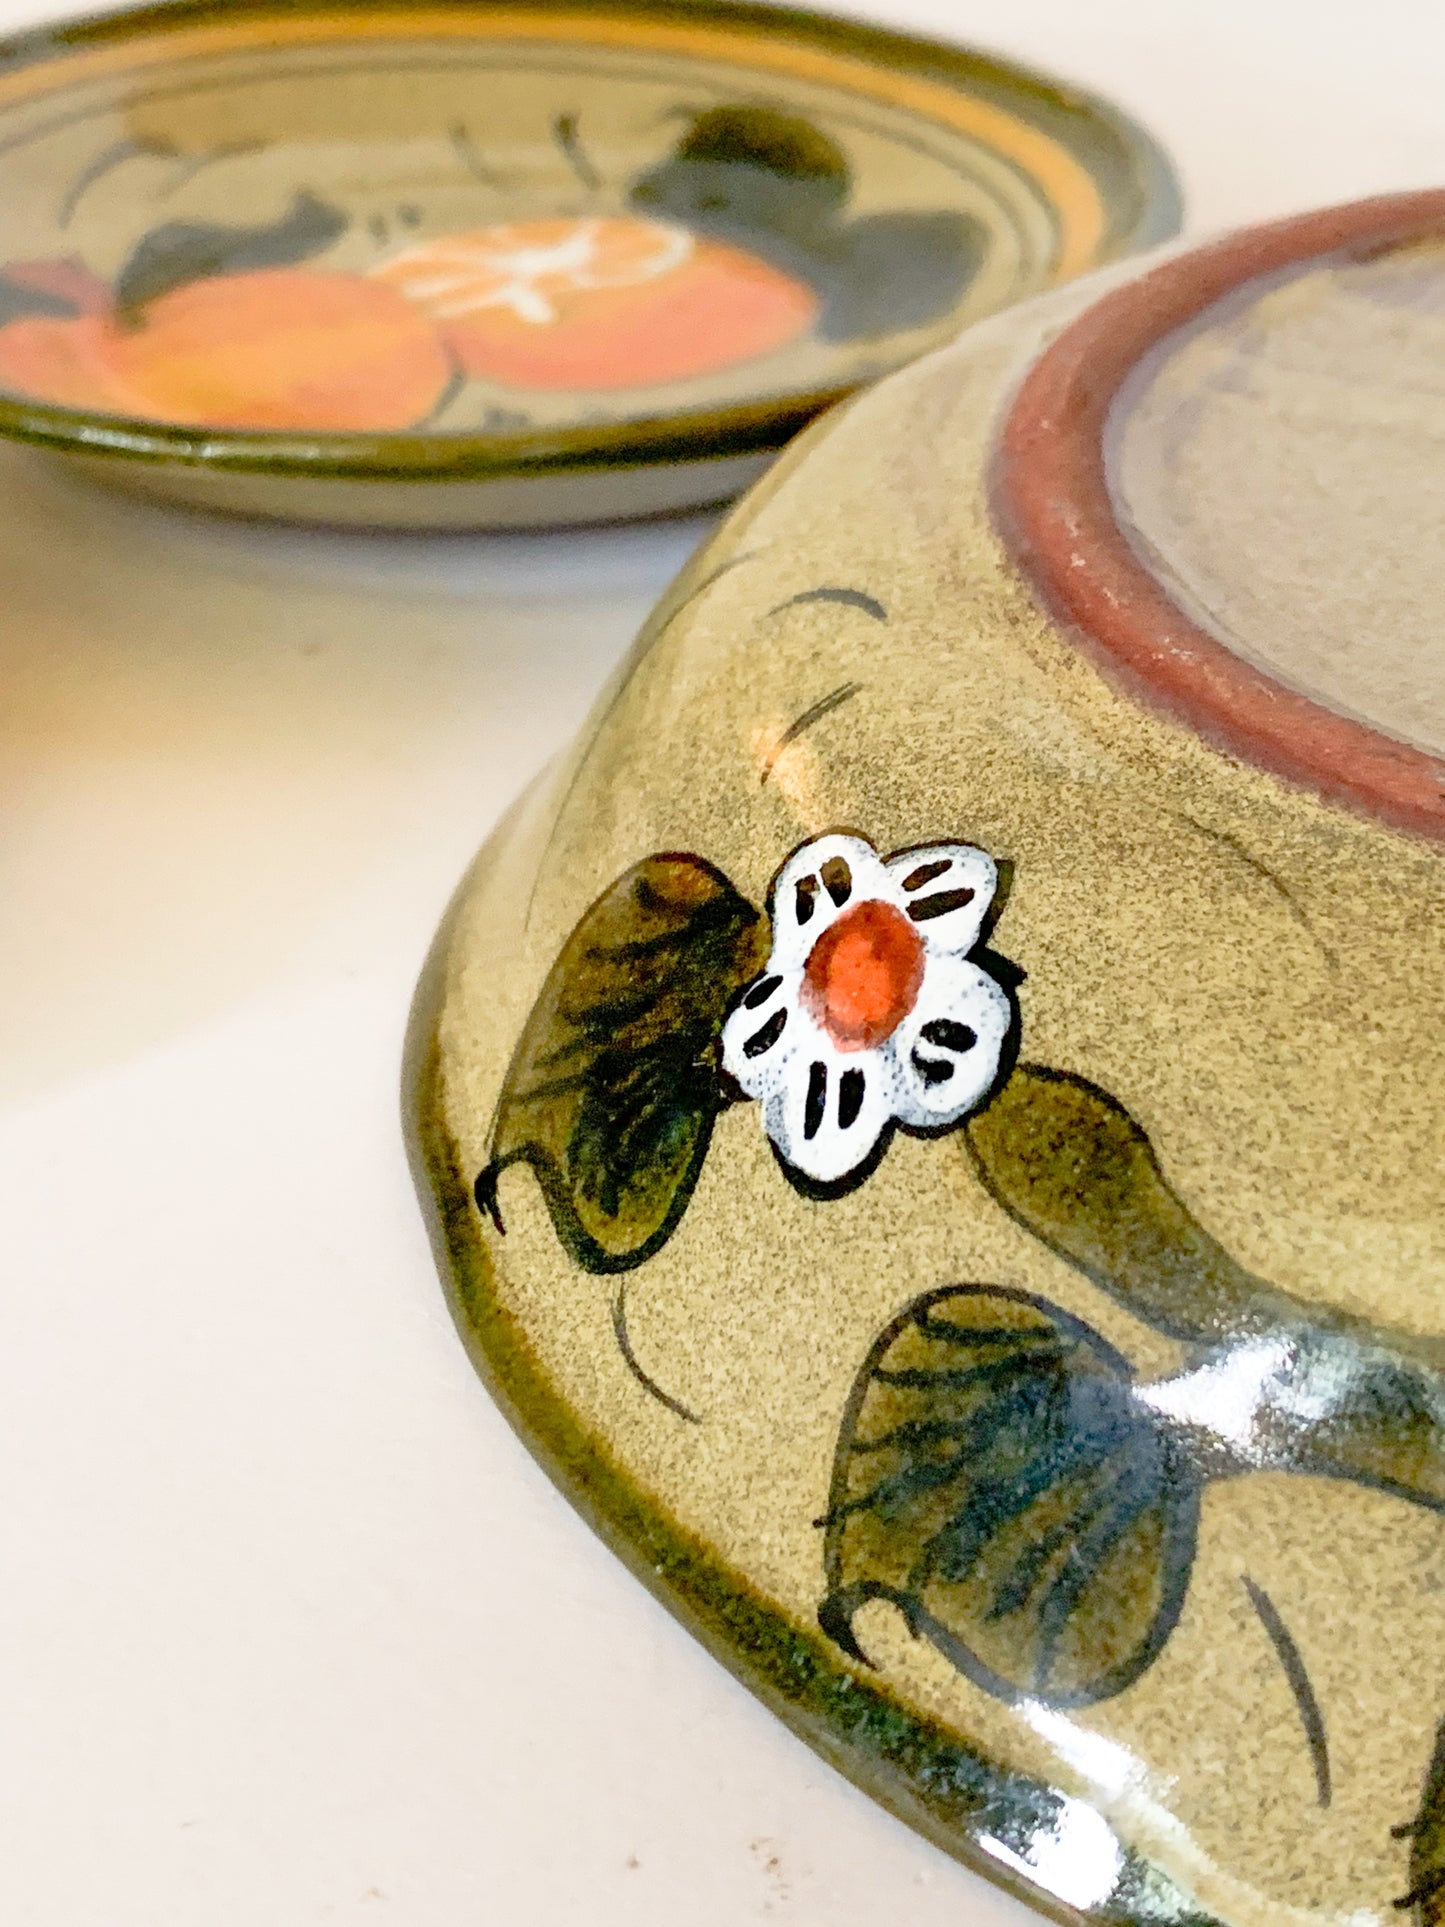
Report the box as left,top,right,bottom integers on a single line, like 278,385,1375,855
1395,1716,1445,1926
449,122,506,187
159,139,265,197
768,587,887,622
553,111,603,192
612,1281,701,1423
760,681,861,786
1241,1577,1331,1807
1175,815,1338,972
991,191,1445,845
58,135,175,226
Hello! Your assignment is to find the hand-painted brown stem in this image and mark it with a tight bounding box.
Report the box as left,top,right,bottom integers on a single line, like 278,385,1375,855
966,1066,1445,1515
1396,1715,1445,1927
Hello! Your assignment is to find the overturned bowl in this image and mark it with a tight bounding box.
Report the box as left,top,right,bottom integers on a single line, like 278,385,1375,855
0,0,1176,527
409,188,1445,1922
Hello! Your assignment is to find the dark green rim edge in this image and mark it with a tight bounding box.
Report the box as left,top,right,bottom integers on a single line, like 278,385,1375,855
401,841,1217,1926
0,0,1182,485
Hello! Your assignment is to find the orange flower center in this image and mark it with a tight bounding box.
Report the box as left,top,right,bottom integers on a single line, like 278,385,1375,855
801,899,925,1052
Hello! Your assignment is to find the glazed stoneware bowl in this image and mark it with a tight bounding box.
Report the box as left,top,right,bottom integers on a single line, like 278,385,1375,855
0,0,1176,528
408,190,1445,1925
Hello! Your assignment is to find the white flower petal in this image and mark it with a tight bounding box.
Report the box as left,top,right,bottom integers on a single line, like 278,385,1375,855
721,970,803,1100
727,831,1014,1187
885,953,1012,1129
763,1023,894,1187
885,843,997,955
766,833,895,971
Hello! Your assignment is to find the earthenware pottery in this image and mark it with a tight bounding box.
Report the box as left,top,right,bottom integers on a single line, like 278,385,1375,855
408,188,1445,1923
0,0,1177,528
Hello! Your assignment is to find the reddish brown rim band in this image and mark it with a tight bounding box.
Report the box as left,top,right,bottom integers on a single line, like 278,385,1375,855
991,190,1445,844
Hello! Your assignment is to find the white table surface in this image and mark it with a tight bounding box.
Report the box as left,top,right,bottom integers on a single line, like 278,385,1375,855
3,3,1443,1921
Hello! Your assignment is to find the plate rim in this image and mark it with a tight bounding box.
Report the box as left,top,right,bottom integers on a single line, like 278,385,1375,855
0,0,1181,484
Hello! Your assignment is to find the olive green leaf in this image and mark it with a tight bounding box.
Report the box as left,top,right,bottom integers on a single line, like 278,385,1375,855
115,189,347,316
964,1065,1288,1345
1398,1715,1445,1927
475,855,768,1274
812,211,986,343
965,1065,1445,1513
630,105,981,343
819,1285,1200,1708
631,104,851,246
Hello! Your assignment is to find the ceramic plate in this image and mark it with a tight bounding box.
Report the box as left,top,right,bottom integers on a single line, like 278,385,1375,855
0,0,1178,527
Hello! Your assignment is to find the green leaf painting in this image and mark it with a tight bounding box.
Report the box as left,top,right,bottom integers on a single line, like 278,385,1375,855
963,1064,1288,1345
475,854,768,1273
629,103,983,343
964,1065,1445,1512
821,1064,1445,1713
820,1285,1200,1708
114,189,347,315
459,817,1445,1905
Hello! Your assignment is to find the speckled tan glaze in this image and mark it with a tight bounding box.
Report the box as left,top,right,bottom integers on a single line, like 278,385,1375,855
410,221,1445,1927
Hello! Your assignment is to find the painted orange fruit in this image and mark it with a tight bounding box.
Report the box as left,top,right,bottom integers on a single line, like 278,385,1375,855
102,269,453,431
2,255,111,314
373,215,818,391
0,314,120,411
0,267,452,432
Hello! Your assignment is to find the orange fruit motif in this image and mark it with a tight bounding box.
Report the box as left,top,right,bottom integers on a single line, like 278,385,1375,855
373,215,818,390
0,267,451,432
0,314,119,411
102,269,452,431
3,256,111,313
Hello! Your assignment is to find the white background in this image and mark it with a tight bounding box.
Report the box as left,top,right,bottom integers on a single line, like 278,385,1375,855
2,2,1443,1921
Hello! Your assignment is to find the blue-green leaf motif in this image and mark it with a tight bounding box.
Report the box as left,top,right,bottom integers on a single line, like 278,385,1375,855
820,1285,1201,1708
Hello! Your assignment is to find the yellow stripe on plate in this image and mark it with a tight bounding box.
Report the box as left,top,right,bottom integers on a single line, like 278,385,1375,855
0,6,1107,278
